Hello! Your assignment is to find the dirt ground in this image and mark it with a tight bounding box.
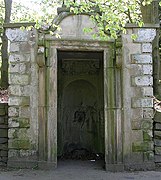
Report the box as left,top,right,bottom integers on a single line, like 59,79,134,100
1,160,161,180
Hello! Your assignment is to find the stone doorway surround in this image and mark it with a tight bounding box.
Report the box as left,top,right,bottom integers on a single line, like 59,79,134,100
39,39,123,170
37,14,124,170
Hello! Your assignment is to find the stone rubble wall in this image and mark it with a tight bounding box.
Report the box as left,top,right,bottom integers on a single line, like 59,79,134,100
153,27,161,167
122,27,156,170
0,24,8,167
6,26,39,168
154,110,161,165
0,104,8,166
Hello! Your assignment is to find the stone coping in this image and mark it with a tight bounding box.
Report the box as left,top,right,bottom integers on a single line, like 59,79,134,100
3,22,160,29
125,23,160,28
3,22,35,28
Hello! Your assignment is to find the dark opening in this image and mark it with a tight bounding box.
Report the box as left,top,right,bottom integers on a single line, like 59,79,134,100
57,50,104,163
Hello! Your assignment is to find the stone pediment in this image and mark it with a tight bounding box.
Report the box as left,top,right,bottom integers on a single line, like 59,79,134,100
45,12,98,40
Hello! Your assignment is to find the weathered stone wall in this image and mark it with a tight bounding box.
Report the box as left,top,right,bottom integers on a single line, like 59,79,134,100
6,25,39,168
122,26,156,170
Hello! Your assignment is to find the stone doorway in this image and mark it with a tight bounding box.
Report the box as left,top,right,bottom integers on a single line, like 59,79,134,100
57,51,104,161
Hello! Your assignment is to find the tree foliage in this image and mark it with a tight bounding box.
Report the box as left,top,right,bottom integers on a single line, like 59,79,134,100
64,0,154,39
0,0,156,40
11,0,62,28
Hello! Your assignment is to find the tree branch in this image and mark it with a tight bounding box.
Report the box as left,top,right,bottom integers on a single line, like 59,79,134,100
124,9,133,23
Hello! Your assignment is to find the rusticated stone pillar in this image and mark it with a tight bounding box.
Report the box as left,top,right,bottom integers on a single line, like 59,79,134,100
122,25,157,170
6,23,39,168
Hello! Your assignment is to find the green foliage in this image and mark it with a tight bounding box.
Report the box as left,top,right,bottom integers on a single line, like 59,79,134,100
131,34,138,40
0,0,155,40
11,1,36,22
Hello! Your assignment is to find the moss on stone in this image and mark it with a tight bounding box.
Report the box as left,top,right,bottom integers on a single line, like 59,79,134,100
10,139,30,150
20,97,30,106
0,109,6,116
143,131,152,141
143,151,154,161
51,145,57,159
132,141,153,152
19,118,30,128
141,120,153,130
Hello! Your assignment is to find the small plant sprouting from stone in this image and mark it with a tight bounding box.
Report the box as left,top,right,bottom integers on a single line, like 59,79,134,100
0,87,9,103
153,96,161,113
